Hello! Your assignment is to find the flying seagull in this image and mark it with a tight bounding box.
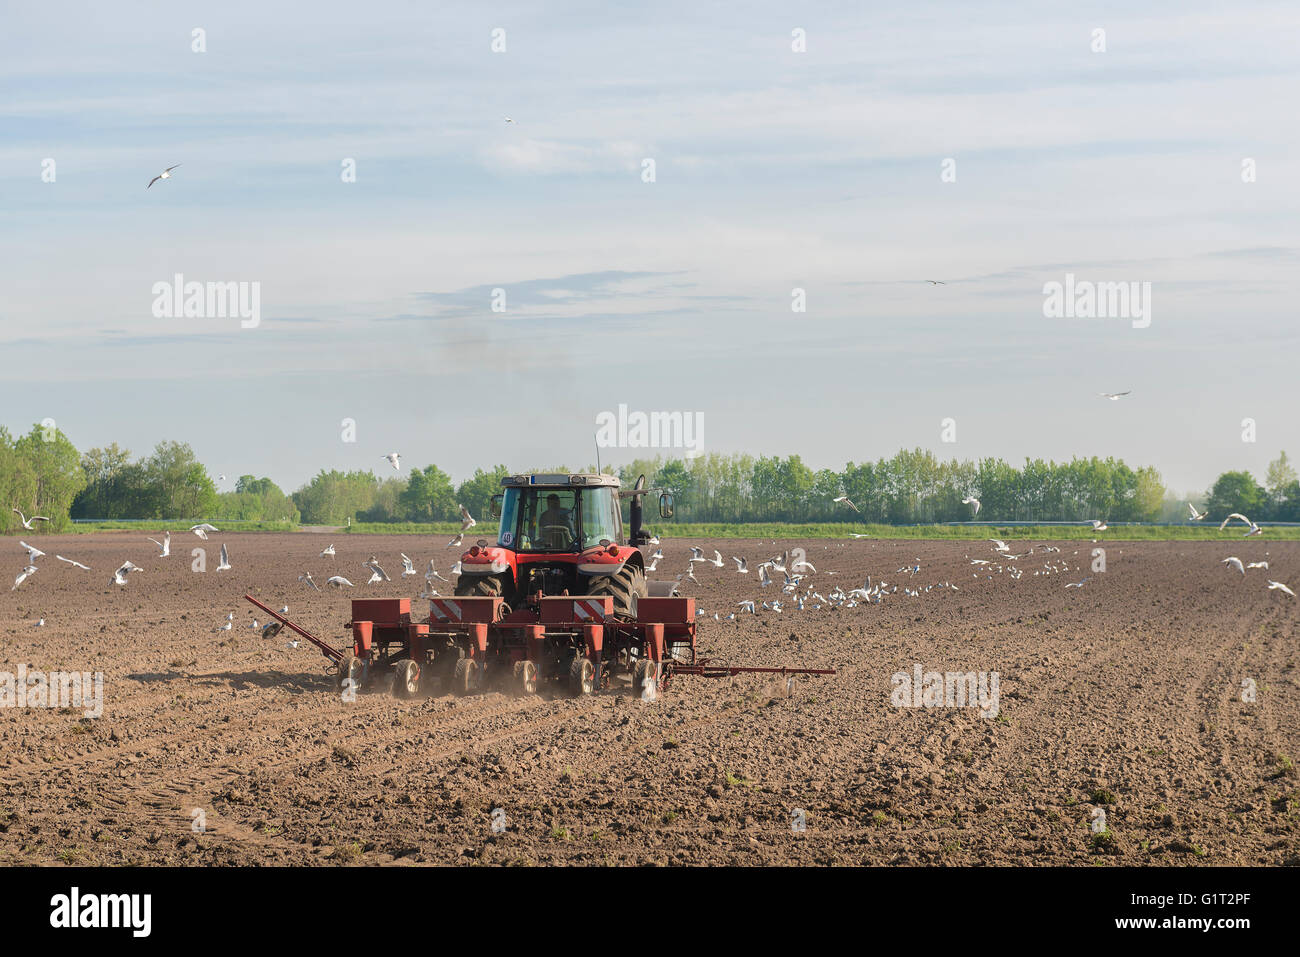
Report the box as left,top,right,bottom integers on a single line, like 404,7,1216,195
1098,392,1131,401
732,556,748,573
400,553,417,577
1222,556,1245,576
926,280,946,285
363,556,390,584
11,508,49,530
216,543,231,572
1090,520,1109,531
1187,503,1207,521
1219,513,1261,536
832,495,860,513
19,540,45,563
147,164,181,188
384,452,401,470
148,531,171,556
55,555,90,570
190,523,218,540
425,559,447,583
447,533,464,548
299,572,320,591
1267,580,1296,597
459,504,477,532
12,565,38,590
111,561,143,586
326,575,355,588
962,495,981,515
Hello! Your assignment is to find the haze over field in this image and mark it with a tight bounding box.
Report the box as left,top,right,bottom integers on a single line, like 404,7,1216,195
3,1,1298,492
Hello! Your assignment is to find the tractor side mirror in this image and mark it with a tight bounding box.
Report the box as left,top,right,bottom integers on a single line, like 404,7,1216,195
659,492,674,520
489,494,503,519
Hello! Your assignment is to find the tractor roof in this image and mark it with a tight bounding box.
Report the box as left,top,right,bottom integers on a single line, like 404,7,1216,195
501,473,620,489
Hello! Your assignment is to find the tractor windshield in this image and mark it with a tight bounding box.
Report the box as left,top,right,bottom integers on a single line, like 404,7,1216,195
498,486,620,551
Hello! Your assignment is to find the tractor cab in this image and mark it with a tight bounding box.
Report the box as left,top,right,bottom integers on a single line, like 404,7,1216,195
494,474,623,552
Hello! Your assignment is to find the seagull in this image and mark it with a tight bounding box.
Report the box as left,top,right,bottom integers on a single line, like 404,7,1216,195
792,557,816,573
190,523,218,540
646,557,659,572
990,539,1010,553
12,565,38,590
504,116,516,124
1098,391,1131,401
147,164,181,188
216,543,231,572
34,618,45,627
1090,520,1108,531
148,531,171,556
1267,580,1295,597
11,508,50,530
737,600,756,613
758,563,773,588
1187,503,1207,521
111,561,142,586
425,559,447,583
459,504,477,532
299,572,320,591
832,495,860,513
400,553,417,577
1222,557,1245,575
363,556,390,583
326,576,355,588
214,620,232,633
448,533,464,548
962,495,981,515
286,640,300,649
706,550,724,568
1246,561,1269,570
688,546,706,562
320,543,335,558
384,452,401,471
19,540,45,562
55,555,90,570
249,619,260,630
732,556,748,573
1065,578,1091,588
450,561,462,576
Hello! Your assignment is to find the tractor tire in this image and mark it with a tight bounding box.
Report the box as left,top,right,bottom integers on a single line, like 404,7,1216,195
453,657,480,695
513,659,538,696
586,563,647,618
453,574,512,618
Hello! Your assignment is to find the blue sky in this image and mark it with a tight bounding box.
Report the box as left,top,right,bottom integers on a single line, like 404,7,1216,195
2,1,1298,495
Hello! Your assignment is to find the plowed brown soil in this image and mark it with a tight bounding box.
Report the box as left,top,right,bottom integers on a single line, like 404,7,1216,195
2,532,1297,866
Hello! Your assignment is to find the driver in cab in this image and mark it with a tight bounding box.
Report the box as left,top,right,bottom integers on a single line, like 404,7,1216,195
538,493,574,543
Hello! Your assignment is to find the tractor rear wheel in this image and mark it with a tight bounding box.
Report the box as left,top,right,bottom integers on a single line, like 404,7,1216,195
453,574,512,618
586,563,647,618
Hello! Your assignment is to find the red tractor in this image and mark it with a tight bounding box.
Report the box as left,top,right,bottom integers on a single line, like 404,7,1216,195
454,472,677,615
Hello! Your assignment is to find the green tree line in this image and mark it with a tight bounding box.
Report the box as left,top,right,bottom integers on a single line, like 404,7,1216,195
3,422,1299,531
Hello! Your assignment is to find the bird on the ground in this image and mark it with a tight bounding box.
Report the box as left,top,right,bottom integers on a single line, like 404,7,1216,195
962,495,981,515
148,531,170,556
320,543,335,558
12,565,38,590
190,523,218,539
147,164,181,188
1267,580,1295,597
55,555,90,570
299,572,320,591
459,504,476,531
1187,503,1207,521
364,557,390,583
327,575,355,588
1222,557,1245,575
12,508,49,530
19,540,45,562
34,618,45,627
216,543,231,571
214,619,232,633
111,561,142,586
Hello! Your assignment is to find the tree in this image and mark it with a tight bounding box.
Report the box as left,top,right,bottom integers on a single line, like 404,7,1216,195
1206,470,1265,519
399,465,455,521
1265,452,1297,514
456,466,510,523
11,424,86,531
